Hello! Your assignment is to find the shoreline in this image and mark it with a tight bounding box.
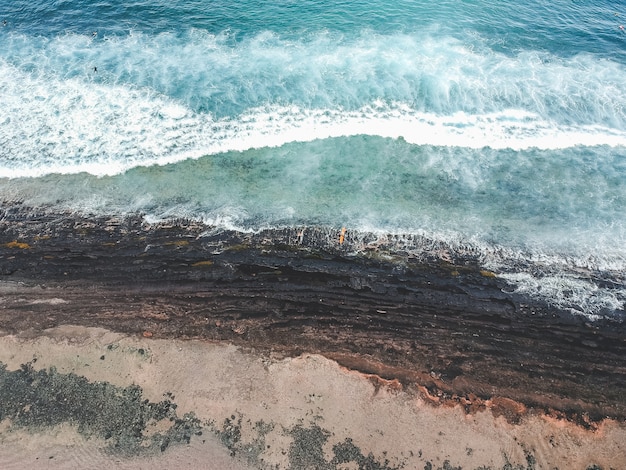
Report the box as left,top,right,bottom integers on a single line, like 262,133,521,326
1,206,625,467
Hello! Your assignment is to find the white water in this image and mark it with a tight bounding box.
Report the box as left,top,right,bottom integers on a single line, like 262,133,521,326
2,30,626,177
1,69,625,178
1,29,625,320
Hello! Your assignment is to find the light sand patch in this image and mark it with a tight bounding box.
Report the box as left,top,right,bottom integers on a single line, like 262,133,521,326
0,424,252,470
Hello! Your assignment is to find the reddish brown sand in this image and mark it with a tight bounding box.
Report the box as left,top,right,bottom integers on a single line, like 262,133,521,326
0,326,624,469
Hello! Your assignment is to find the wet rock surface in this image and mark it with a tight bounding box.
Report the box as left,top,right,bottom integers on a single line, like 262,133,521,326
0,360,202,455
0,206,625,423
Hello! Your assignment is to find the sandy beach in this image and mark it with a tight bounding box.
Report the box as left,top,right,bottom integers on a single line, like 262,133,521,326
0,326,624,470
0,208,625,469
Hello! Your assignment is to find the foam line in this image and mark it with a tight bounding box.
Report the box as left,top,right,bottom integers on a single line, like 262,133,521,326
2,29,626,177
2,74,626,178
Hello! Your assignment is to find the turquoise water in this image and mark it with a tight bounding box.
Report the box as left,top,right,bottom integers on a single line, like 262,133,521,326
1,0,626,317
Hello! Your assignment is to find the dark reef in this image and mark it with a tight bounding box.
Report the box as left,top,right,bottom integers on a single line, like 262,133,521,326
0,206,625,423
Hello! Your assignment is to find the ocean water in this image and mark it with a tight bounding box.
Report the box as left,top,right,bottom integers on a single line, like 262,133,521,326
1,0,625,319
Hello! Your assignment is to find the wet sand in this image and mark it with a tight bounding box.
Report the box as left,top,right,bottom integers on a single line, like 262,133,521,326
0,207,625,468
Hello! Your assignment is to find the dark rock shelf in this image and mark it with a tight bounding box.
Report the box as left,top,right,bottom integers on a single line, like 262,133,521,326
1,207,625,423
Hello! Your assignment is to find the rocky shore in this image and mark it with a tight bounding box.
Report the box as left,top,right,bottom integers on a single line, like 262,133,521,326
0,205,625,468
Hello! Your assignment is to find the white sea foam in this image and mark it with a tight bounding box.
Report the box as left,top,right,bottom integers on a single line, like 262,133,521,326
2,29,626,177
318,224,625,320
1,62,626,179
362,228,626,320
499,272,625,319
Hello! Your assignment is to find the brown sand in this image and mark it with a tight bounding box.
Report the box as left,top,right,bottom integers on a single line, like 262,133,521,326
0,326,623,469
